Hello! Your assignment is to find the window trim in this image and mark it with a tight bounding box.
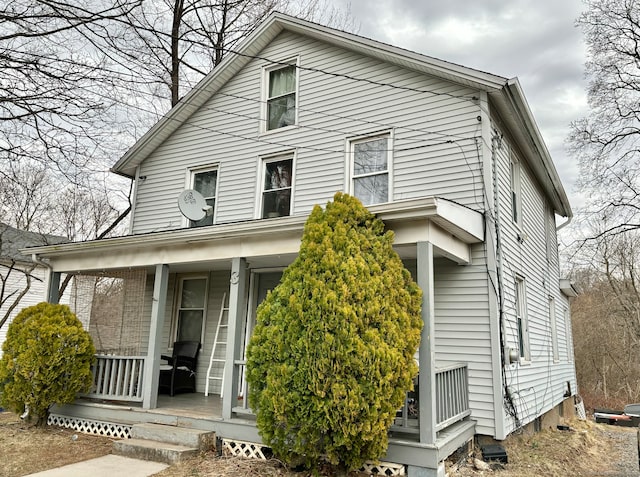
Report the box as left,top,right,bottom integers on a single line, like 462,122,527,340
171,274,209,346
256,151,296,219
346,130,393,206
260,57,300,133
564,307,573,362
514,276,530,363
549,296,559,363
510,156,522,228
183,164,220,227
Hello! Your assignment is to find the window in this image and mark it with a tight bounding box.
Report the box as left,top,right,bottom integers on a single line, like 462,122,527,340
189,166,218,227
350,133,391,206
261,155,293,218
564,308,573,362
545,202,555,262
549,297,559,362
173,276,208,344
265,64,297,131
510,158,521,226
514,277,530,361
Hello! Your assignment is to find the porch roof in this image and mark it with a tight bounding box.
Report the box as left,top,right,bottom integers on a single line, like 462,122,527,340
24,197,484,272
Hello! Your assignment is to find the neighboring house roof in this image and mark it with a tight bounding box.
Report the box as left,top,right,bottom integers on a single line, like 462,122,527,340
0,223,68,264
111,12,572,219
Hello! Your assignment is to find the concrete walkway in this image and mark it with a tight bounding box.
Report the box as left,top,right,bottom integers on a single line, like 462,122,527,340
24,455,168,477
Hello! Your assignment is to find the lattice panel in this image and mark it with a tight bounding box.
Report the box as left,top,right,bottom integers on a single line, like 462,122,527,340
222,439,268,459
48,414,132,439
359,461,406,476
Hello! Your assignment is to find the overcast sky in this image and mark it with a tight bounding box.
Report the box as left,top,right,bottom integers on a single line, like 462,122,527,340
338,0,589,210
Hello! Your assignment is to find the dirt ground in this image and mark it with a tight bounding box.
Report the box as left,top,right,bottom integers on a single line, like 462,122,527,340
1,411,638,477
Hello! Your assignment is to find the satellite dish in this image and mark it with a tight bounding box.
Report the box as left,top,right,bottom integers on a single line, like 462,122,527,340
178,189,211,221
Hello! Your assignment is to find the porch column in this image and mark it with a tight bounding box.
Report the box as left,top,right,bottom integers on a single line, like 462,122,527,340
222,257,248,420
417,241,437,445
142,264,169,409
46,270,61,304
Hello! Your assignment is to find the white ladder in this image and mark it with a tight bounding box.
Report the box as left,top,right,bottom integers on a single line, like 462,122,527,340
205,292,229,397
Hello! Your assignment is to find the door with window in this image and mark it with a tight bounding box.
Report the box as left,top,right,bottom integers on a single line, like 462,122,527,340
174,276,208,344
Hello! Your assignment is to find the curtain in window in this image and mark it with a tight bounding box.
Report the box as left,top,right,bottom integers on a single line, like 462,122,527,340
263,159,292,218
268,66,296,129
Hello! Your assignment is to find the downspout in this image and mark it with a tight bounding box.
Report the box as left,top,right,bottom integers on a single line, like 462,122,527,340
31,253,58,304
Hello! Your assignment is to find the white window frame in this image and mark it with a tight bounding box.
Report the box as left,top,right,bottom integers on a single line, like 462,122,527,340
184,164,220,227
514,276,530,363
256,152,295,219
261,58,299,133
564,307,574,362
549,296,559,362
347,131,393,206
510,156,522,227
171,275,209,346
545,202,555,263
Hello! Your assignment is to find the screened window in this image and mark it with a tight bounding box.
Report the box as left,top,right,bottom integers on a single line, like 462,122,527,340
515,277,530,361
174,277,207,343
267,65,296,130
190,168,218,227
351,135,390,206
261,156,293,218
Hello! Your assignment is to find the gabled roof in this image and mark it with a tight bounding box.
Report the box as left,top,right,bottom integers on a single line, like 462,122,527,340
111,12,571,218
0,223,68,263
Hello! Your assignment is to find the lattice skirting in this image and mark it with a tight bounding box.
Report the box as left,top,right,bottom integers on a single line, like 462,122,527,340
48,414,132,439
221,438,405,476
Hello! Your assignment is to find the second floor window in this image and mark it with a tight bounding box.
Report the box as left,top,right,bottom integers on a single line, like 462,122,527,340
350,134,391,206
267,64,296,130
190,167,218,227
261,156,293,218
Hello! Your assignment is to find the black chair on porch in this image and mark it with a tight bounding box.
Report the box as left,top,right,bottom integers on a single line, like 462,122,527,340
158,341,200,396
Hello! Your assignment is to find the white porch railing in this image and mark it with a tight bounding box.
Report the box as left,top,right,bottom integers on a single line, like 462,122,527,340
84,355,145,402
392,363,470,434
434,362,470,431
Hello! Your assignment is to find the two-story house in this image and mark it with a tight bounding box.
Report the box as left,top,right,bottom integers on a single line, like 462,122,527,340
26,13,577,477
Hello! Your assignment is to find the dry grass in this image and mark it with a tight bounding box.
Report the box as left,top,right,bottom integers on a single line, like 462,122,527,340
0,411,113,477
0,411,637,477
449,419,638,477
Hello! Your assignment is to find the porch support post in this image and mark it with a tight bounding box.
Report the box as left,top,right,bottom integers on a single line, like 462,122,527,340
46,270,61,304
143,263,169,409
417,241,437,445
222,257,248,420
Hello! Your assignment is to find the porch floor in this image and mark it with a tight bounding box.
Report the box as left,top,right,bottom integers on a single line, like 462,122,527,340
153,393,223,420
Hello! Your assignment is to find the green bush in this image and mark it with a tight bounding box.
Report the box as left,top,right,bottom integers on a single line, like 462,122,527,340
246,193,423,472
0,302,95,425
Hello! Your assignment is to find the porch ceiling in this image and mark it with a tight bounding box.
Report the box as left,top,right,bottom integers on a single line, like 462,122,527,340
25,197,484,272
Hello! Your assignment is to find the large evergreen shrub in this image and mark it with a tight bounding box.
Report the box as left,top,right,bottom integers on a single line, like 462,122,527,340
246,193,423,471
0,302,95,425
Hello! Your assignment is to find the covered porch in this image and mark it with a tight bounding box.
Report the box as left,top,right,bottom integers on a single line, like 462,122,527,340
30,197,483,463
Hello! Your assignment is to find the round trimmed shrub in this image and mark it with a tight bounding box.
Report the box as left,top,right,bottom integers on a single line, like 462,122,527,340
0,302,95,425
246,192,423,472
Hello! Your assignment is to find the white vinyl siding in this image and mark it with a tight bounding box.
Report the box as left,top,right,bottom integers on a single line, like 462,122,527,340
131,31,482,234
550,297,559,362
491,121,577,435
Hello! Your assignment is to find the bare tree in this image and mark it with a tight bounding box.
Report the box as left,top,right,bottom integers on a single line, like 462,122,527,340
569,0,640,240
82,0,357,107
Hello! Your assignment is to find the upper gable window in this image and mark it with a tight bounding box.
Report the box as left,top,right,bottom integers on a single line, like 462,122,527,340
260,154,294,218
189,166,218,227
349,133,392,206
264,62,297,131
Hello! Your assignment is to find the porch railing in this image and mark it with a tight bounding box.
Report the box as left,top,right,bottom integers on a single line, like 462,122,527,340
84,354,145,402
434,362,470,431
392,362,470,434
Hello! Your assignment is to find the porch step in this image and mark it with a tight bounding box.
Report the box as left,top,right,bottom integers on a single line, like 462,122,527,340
113,438,199,464
113,423,216,464
131,422,214,450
